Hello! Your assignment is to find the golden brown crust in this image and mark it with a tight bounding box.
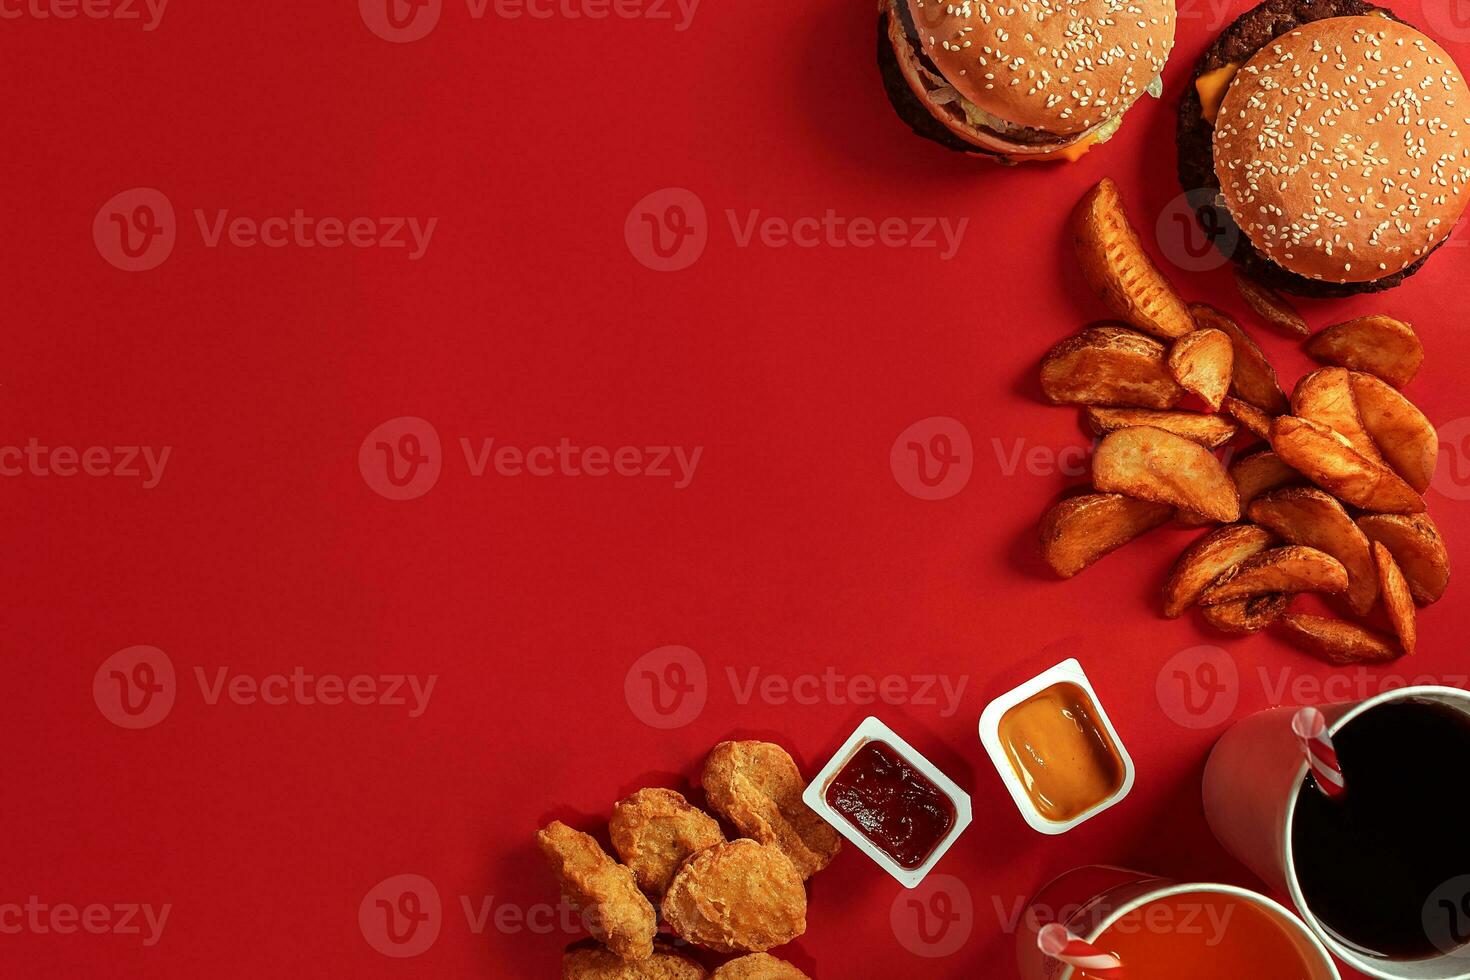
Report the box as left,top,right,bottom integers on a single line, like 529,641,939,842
1277,612,1402,665
1073,180,1195,340
700,742,839,880
1350,373,1437,493
1191,304,1288,414
1304,316,1424,389
1039,493,1174,578
1163,523,1276,618
1356,513,1450,604
1084,407,1237,448
1168,328,1234,411
609,789,725,897
1202,593,1291,634
1199,545,1348,605
710,953,811,980
1041,326,1184,409
1230,450,1302,511
563,945,709,979
1291,368,1382,463
1248,488,1377,615
1092,426,1241,523
1214,18,1470,285
1222,396,1275,441
1233,270,1309,336
537,822,657,962
1270,416,1425,514
662,841,807,955
1373,542,1418,656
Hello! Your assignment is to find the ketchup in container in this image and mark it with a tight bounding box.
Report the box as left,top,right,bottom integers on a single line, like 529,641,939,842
823,740,957,869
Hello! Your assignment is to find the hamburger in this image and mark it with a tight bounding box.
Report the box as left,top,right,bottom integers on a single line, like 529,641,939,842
1179,0,1470,296
878,0,1178,163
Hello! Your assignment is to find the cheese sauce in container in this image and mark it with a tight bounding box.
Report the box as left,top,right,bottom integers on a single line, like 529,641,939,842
979,659,1135,834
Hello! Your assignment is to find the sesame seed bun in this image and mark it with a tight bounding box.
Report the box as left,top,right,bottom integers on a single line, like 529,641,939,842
905,0,1176,135
1214,16,1470,286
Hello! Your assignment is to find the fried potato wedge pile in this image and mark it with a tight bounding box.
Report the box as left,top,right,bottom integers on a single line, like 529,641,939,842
1035,178,1451,664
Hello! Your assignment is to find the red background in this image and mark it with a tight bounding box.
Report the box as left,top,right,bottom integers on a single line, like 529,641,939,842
5,0,1470,976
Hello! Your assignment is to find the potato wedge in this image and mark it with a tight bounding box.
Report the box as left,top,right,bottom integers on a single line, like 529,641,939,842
1292,368,1382,463
1093,426,1241,523
1304,315,1423,389
1162,524,1276,618
1085,407,1237,449
1248,488,1377,615
1222,396,1274,440
1072,179,1194,340
1039,493,1174,578
1277,613,1402,665
1350,373,1437,493
1230,450,1302,511
1191,304,1288,414
1357,513,1450,604
1174,509,1220,528
1373,542,1417,656
1234,270,1309,337
1041,326,1184,408
1199,546,1349,605
1202,593,1292,634
1270,416,1425,514
1168,329,1233,411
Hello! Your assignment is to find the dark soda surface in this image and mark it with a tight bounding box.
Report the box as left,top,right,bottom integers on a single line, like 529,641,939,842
1292,699,1470,959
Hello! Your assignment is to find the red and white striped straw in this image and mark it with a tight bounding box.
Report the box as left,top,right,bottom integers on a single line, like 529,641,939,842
1293,706,1346,799
1038,923,1124,978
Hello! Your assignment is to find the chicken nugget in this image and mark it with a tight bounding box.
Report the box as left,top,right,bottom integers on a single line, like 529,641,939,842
610,788,725,896
701,741,840,879
562,943,708,979
663,840,806,954
711,953,811,979
537,821,657,961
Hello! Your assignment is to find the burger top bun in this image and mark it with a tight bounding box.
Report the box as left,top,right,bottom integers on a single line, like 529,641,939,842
1214,16,1470,284
905,0,1176,135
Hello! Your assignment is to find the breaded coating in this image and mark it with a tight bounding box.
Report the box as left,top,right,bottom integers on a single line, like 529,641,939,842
610,788,725,896
562,944,708,979
711,952,811,979
701,741,840,879
537,821,657,961
663,840,806,954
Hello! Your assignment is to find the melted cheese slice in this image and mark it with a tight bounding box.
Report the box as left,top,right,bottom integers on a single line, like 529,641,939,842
1197,63,1242,125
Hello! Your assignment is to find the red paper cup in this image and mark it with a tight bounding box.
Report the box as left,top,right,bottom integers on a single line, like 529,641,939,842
1014,866,1338,980
1204,685,1470,980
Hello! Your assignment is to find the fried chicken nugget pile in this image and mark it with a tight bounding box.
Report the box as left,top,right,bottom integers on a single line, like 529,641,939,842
562,944,708,979
662,840,807,955
536,821,657,962
701,741,840,879
609,788,725,896
710,953,812,979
